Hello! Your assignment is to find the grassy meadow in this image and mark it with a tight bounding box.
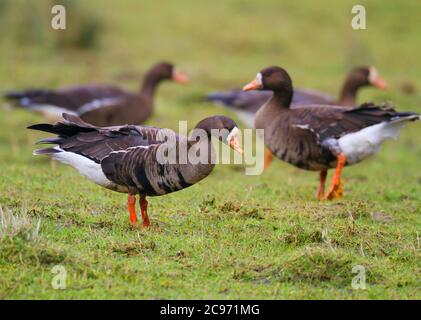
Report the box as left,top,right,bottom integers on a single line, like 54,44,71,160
0,0,420,299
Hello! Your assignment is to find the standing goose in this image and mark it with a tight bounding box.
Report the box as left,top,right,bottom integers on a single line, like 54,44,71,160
242,66,419,200
5,62,189,126
28,113,243,227
206,66,388,128
206,66,388,170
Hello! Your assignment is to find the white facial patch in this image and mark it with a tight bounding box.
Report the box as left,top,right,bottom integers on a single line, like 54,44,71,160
255,73,263,86
368,67,379,84
226,126,240,143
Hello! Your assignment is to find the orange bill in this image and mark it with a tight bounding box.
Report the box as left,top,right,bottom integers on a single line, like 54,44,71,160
172,70,190,84
242,79,262,91
371,76,389,90
229,136,244,155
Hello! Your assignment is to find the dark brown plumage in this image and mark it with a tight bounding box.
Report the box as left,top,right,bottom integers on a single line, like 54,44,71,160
28,113,242,227
244,66,419,200
5,62,189,126
206,66,388,126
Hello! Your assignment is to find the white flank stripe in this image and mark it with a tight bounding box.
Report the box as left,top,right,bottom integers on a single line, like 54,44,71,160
77,97,124,115
109,145,149,155
25,103,78,118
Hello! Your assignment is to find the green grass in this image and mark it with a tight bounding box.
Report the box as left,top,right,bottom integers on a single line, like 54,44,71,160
0,0,420,299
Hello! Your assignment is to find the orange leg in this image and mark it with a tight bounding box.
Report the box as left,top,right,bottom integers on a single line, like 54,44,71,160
263,148,274,171
326,154,346,200
317,169,327,201
128,194,138,224
139,195,150,227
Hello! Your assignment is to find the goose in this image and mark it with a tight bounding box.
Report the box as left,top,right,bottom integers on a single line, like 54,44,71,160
28,113,243,227
207,66,388,170
242,66,419,200
5,62,189,126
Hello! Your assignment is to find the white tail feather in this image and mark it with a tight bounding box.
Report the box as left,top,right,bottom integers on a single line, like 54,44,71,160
338,115,419,165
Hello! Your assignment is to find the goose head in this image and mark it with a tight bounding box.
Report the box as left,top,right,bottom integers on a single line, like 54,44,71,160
194,115,243,154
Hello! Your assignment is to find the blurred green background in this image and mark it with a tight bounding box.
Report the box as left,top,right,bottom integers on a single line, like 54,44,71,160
0,0,420,299
1,0,420,104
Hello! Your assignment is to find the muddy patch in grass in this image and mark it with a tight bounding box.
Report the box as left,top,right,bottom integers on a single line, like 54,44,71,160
278,225,324,246
112,240,156,257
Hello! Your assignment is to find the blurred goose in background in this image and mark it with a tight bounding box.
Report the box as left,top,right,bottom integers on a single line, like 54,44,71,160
207,66,388,127
4,62,189,126
243,66,419,200
28,113,243,227
207,66,388,170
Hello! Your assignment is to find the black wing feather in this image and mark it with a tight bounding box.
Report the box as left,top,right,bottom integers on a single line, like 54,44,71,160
293,103,420,142
28,113,164,163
